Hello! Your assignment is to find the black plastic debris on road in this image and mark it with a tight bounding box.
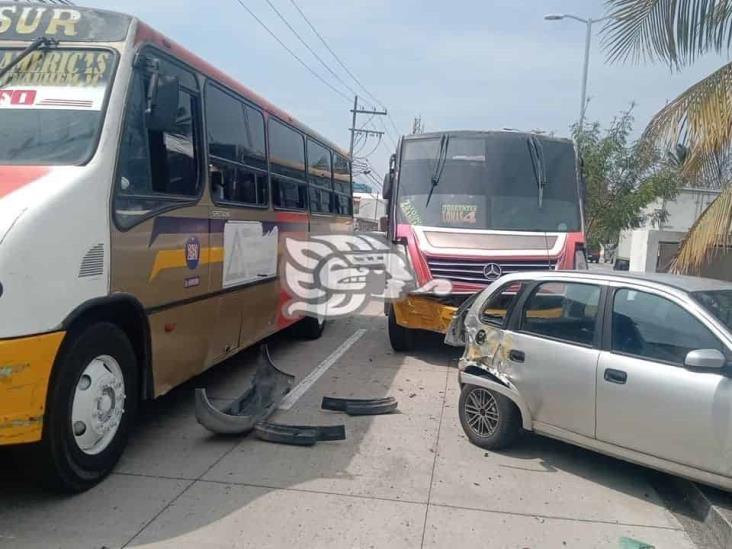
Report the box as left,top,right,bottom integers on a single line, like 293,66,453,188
321,396,398,416
254,422,346,446
195,345,294,435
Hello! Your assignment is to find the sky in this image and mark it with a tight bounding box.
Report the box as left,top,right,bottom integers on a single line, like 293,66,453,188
85,0,729,187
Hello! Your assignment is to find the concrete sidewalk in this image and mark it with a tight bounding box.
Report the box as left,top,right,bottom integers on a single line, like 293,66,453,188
0,307,696,548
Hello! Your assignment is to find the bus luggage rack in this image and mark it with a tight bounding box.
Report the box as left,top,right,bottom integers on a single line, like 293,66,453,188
426,257,558,284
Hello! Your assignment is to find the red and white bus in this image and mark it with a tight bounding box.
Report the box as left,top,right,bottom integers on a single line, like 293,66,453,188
382,130,586,350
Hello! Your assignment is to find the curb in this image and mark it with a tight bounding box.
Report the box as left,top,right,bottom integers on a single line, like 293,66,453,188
670,477,732,549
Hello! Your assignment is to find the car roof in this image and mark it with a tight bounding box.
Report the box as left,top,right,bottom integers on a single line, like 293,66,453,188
501,270,732,295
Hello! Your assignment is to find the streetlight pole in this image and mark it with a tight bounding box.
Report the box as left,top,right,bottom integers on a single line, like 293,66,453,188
544,14,611,131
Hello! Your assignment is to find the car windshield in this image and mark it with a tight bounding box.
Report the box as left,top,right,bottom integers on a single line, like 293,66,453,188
396,133,582,232
693,290,732,331
0,47,116,165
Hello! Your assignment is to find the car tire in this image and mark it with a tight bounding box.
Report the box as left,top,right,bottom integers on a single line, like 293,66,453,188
458,384,520,450
294,316,326,340
388,306,414,352
31,322,138,493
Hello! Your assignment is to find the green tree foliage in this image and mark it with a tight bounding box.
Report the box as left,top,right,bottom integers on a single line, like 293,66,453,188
575,108,680,249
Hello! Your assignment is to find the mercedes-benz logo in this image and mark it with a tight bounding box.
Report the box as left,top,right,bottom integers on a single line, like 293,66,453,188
483,263,502,280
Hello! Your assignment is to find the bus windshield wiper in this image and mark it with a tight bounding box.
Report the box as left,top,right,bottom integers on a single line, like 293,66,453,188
425,134,449,208
0,37,58,87
527,136,547,208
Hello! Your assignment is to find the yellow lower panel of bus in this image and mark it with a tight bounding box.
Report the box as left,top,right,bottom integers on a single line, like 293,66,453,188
393,296,458,334
0,331,65,445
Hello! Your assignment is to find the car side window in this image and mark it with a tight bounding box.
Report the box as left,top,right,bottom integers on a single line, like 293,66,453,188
612,289,723,364
521,282,600,346
480,281,526,326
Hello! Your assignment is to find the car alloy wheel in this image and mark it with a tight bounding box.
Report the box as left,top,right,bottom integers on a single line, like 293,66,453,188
463,387,500,437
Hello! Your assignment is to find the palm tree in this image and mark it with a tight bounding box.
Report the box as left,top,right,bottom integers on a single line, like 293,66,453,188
602,0,732,274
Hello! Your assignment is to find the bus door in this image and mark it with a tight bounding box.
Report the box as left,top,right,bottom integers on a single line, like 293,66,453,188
111,56,213,395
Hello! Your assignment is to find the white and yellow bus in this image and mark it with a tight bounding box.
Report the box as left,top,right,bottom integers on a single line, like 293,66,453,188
0,3,353,491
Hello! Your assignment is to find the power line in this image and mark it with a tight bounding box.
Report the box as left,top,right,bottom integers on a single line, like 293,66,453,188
360,134,383,158
263,0,360,100
288,0,404,140
232,0,350,102
288,0,383,106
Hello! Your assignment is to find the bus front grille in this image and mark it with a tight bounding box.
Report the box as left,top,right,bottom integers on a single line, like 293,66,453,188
426,257,557,284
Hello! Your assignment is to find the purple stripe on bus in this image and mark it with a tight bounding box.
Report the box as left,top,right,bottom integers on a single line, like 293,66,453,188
148,217,226,247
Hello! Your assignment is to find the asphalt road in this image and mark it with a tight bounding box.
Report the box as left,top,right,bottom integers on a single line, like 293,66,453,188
0,303,696,548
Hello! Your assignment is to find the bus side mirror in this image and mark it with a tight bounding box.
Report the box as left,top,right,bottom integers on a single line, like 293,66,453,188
383,153,396,199
146,74,179,132
383,172,393,199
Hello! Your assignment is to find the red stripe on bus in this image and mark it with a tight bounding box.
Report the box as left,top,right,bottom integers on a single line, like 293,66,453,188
275,211,309,225
0,166,49,198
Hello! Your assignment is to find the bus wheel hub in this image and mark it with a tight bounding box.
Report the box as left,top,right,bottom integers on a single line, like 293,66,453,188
72,356,126,455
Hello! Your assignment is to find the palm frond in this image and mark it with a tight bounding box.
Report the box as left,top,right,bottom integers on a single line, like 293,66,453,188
603,0,732,65
671,183,732,273
641,60,732,183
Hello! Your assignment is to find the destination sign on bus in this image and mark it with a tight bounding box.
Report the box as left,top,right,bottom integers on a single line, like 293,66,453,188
0,4,130,42
0,48,113,111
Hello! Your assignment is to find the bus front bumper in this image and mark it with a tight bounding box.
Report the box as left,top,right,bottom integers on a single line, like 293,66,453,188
0,331,64,445
393,295,458,334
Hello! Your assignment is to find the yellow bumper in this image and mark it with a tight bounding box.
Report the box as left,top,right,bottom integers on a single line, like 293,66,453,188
393,295,458,334
0,331,64,445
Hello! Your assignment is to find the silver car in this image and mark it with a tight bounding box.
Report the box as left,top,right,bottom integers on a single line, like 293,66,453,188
447,271,732,491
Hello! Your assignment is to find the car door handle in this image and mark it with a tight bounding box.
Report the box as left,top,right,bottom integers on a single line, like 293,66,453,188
509,349,525,363
604,368,627,385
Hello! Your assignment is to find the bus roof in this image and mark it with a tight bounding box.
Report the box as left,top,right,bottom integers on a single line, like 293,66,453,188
403,130,574,146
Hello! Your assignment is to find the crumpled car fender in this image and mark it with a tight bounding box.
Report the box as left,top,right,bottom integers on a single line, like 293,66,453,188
460,368,533,431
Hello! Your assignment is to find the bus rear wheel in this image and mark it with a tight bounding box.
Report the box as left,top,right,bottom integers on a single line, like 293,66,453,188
33,323,138,493
388,306,414,352
294,316,326,340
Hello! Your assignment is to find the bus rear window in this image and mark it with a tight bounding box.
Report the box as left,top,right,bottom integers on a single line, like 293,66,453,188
0,48,116,165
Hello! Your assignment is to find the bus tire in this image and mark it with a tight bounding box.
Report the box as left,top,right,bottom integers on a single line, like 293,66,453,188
34,322,138,493
294,316,326,340
388,306,414,352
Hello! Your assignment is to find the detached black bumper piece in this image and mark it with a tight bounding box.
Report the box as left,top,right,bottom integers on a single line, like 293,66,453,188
195,345,294,435
321,396,399,416
254,422,346,446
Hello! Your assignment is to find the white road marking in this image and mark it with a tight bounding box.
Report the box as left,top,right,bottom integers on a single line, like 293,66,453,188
278,328,367,410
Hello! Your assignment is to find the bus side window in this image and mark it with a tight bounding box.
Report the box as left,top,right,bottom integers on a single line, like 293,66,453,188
205,83,268,207
269,119,307,210
114,72,201,228
307,139,333,214
333,154,353,216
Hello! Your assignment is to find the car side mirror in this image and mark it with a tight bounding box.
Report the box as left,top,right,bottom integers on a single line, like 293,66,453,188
684,349,726,370
146,73,180,132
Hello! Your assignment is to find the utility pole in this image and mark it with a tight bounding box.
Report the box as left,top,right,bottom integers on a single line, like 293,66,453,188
349,95,387,159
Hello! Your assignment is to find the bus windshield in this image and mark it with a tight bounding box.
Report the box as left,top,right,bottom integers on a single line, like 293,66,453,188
0,48,116,165
397,133,582,232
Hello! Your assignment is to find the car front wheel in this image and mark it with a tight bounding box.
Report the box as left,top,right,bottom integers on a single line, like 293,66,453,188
458,384,520,450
